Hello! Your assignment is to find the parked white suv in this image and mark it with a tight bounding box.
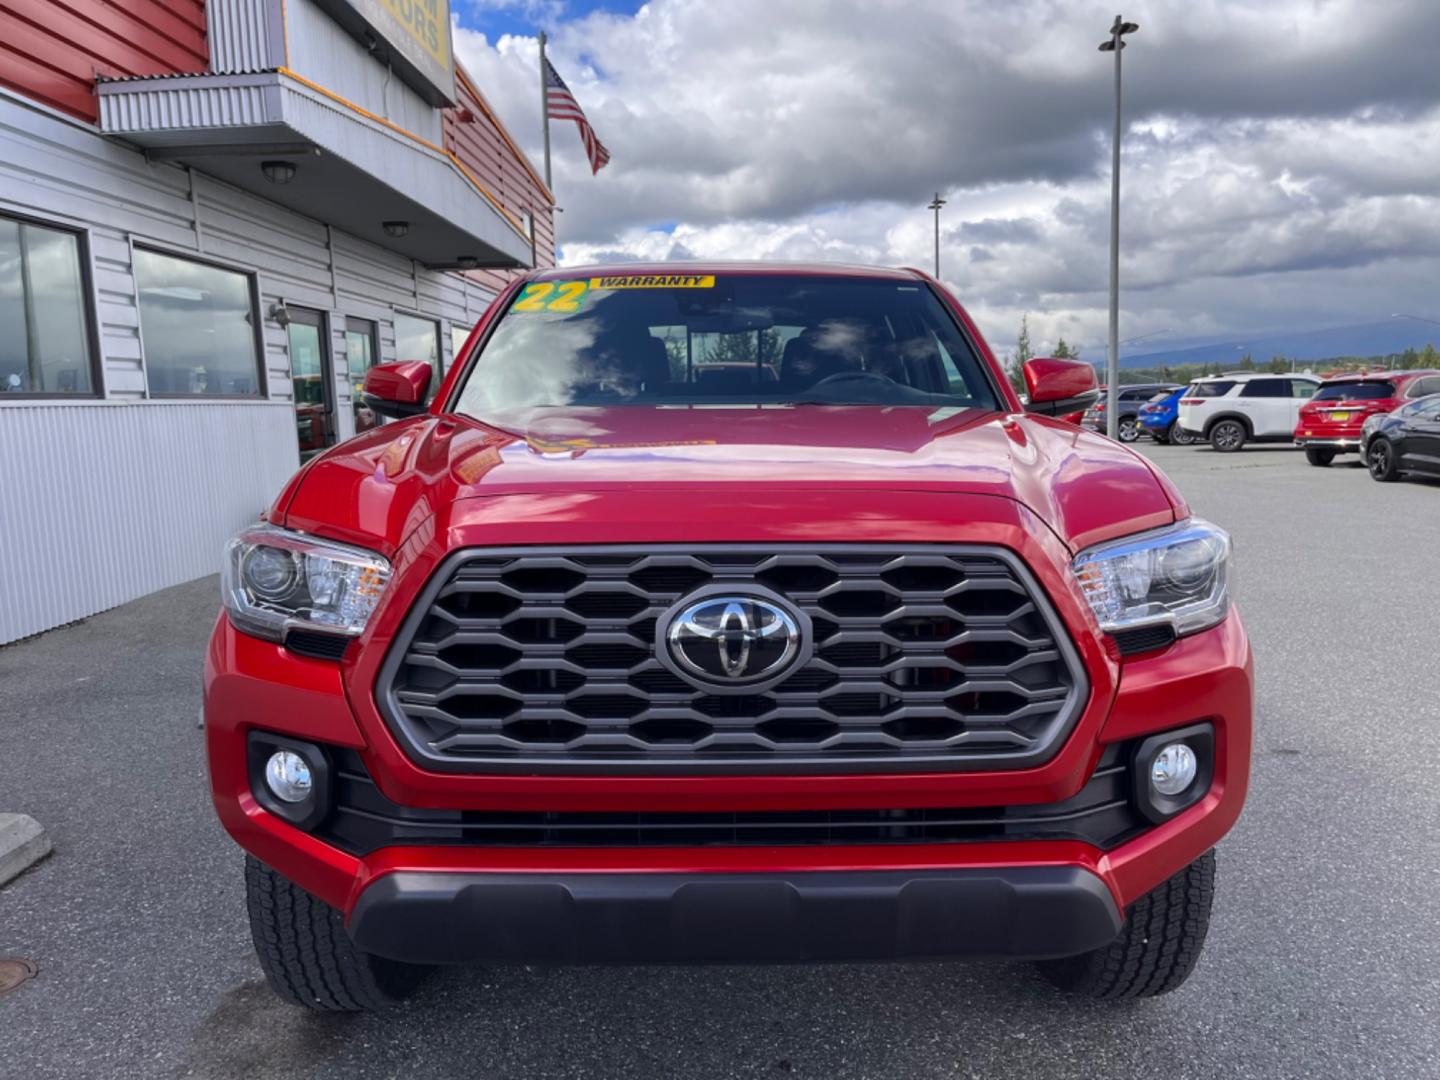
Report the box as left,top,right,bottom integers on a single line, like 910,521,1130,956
1177,373,1320,452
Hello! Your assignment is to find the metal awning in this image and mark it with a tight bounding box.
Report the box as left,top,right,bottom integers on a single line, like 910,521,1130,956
98,71,532,270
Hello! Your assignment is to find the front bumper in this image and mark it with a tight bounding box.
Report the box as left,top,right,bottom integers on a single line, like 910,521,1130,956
205,594,1252,967
348,866,1121,964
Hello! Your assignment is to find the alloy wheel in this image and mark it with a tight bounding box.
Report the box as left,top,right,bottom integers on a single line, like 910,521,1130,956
1212,422,1244,452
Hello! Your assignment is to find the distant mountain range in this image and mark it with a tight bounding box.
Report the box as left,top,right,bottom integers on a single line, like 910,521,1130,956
1117,318,1440,370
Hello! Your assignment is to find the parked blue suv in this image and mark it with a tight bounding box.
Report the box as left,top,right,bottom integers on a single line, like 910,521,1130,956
1138,386,1198,445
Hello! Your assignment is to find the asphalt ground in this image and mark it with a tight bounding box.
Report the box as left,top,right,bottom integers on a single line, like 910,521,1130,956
3,440,1439,1079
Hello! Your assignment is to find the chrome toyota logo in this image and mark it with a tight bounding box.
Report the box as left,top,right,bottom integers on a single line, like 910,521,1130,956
656,589,809,691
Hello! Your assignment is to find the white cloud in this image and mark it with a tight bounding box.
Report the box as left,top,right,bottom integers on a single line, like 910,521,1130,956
454,1,1440,356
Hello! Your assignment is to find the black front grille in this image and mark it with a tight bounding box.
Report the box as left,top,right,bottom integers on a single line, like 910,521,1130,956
317,745,1141,853
377,546,1087,774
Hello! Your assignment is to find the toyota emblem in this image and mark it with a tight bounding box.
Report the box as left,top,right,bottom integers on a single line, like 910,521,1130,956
655,588,810,692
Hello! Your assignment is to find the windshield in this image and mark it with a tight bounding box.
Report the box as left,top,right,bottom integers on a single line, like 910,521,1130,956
452,273,1004,417
1312,381,1396,401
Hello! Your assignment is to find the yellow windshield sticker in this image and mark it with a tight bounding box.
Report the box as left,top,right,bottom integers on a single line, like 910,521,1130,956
589,274,716,289
512,280,591,313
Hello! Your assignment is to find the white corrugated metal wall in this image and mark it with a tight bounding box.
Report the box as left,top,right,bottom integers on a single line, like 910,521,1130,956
0,90,499,643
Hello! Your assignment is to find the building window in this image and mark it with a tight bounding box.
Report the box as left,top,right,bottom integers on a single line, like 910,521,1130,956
0,215,98,396
521,211,534,240
135,248,262,396
394,311,440,393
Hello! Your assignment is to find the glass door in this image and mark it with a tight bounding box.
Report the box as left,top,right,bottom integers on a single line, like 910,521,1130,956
287,307,333,461
346,317,379,433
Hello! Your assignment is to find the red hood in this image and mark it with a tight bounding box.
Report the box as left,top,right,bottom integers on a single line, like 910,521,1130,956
279,406,1184,556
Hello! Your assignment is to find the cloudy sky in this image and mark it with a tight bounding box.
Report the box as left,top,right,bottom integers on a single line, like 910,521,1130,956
454,0,1440,358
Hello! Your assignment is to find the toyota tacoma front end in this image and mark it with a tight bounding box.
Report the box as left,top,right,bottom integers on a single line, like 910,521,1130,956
204,264,1251,1010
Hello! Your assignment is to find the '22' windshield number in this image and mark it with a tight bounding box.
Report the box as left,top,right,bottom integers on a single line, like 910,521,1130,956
513,281,589,314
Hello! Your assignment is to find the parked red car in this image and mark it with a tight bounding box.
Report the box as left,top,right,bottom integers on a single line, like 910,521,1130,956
1294,369,1440,466
206,263,1251,1010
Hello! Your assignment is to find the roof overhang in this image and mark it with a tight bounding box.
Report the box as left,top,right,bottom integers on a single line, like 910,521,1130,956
97,71,532,270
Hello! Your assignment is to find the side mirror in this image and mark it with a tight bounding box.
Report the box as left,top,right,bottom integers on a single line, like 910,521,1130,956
1022,357,1100,417
362,361,432,420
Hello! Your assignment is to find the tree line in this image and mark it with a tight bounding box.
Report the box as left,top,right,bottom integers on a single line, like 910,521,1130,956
998,314,1440,390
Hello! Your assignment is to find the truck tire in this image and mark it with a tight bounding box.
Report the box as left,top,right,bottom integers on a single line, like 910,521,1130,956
1304,447,1336,467
1208,419,1247,453
245,856,430,1011
1037,848,1216,1000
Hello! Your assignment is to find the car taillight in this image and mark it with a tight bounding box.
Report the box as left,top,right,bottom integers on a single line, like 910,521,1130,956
1180,398,1203,405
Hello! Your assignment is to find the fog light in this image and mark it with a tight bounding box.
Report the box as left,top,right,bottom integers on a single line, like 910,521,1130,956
264,750,313,803
1150,742,1197,796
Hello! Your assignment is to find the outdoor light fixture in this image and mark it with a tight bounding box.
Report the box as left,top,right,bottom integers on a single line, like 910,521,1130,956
457,255,479,269
926,192,947,278
383,220,409,238
1098,14,1139,439
260,160,297,185
268,301,292,328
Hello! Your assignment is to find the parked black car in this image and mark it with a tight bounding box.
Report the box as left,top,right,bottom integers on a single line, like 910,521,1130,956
1361,394,1440,482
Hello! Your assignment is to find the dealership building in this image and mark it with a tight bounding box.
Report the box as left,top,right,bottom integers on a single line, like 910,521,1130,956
0,0,555,643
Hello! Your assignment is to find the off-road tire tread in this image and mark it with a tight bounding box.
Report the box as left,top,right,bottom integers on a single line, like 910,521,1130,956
1038,848,1216,1000
245,855,423,1011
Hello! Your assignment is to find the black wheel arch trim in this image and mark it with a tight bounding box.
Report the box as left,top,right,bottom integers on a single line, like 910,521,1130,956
1203,413,1253,437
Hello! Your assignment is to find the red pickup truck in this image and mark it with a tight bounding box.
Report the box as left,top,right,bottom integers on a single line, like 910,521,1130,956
206,263,1250,1010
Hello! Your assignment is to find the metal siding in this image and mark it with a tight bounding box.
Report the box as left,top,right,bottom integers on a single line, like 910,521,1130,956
1,92,498,639
98,74,277,132
0,0,208,122
206,0,281,73
283,0,443,144
0,402,297,644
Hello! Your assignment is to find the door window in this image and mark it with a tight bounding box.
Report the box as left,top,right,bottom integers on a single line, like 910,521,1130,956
287,308,332,461
395,312,440,399
451,323,472,362
1290,379,1318,399
1240,379,1287,398
347,318,378,433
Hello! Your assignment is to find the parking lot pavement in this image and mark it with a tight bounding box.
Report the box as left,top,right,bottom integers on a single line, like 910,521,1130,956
3,442,1440,1080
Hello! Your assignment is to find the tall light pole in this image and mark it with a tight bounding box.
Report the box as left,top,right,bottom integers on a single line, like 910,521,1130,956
1099,15,1138,438
927,192,946,279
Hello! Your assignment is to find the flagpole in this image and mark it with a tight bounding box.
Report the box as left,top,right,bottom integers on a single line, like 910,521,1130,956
538,30,552,191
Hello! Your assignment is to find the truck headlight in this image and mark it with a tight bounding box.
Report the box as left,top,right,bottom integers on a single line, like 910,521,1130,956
1072,518,1230,638
222,524,391,641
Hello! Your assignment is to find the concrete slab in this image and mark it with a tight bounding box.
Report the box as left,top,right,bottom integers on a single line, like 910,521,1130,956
0,813,51,887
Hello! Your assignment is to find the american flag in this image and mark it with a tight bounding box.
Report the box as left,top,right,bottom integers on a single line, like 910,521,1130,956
545,58,610,175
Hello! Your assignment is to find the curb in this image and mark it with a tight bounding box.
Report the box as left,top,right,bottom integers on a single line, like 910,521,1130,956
0,814,52,887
